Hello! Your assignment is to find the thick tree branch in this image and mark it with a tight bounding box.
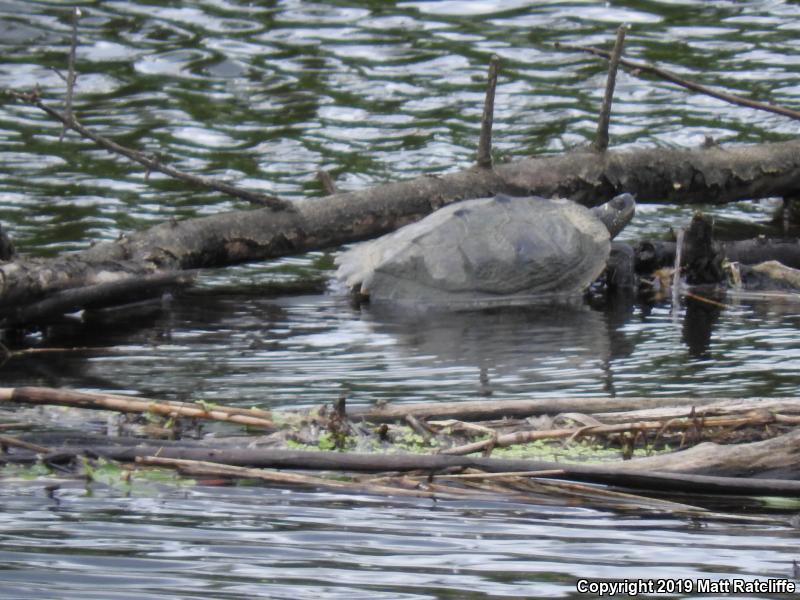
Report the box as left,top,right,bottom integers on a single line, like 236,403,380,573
2,139,800,311
11,444,800,496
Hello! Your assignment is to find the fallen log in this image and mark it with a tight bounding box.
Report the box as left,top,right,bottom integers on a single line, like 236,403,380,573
4,386,800,499
440,411,796,457
0,386,277,430
619,427,800,479
6,385,798,427
138,456,785,524
347,396,800,423
593,399,800,423
7,444,800,496
2,139,800,316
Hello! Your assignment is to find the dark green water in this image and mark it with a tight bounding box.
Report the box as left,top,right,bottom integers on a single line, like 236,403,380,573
2,1,800,598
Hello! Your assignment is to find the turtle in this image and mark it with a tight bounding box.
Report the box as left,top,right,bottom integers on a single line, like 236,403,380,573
335,193,635,307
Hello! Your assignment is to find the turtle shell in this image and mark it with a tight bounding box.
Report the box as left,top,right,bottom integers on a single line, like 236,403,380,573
336,195,612,305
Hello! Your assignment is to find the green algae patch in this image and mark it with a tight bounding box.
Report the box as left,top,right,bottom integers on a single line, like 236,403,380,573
0,462,53,480
488,438,673,463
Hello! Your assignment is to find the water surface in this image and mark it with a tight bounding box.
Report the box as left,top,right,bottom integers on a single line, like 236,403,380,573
2,0,800,597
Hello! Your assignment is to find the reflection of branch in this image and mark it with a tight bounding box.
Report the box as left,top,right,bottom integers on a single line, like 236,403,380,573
10,90,293,211
557,41,800,122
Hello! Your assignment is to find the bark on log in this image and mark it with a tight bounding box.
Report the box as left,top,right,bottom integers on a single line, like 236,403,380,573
619,427,800,479
3,139,800,313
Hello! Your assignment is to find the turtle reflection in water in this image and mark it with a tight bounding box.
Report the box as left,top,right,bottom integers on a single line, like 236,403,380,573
336,193,635,307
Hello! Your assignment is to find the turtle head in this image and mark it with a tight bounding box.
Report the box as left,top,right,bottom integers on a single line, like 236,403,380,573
591,193,635,239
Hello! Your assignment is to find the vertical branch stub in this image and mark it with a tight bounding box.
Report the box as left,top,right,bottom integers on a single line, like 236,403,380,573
593,24,627,152
61,6,82,140
317,169,338,196
476,55,500,169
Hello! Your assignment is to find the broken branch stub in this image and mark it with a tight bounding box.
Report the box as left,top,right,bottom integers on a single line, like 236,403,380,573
477,55,500,169
593,24,627,152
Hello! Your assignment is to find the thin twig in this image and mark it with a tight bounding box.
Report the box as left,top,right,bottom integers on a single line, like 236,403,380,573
593,24,627,152
556,41,800,122
0,423,28,431
61,6,81,141
426,469,566,480
8,90,293,211
42,6,290,209
476,55,500,169
684,291,731,309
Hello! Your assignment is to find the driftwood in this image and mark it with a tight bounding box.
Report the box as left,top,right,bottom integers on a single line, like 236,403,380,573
348,396,800,423
138,456,444,500
3,386,799,476
7,443,800,497
3,385,800,519
5,384,798,423
618,427,800,478
441,410,798,457
0,386,277,430
136,456,784,524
